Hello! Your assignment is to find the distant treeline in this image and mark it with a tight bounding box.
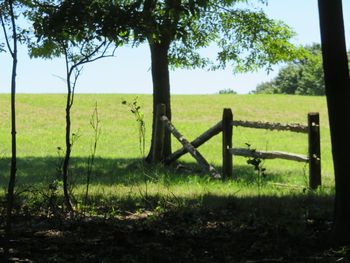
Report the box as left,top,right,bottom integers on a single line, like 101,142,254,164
252,44,350,96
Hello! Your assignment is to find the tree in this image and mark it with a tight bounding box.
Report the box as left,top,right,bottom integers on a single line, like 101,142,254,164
254,44,350,96
218,88,237,94
297,45,328,95
318,0,350,244
29,0,120,211
124,0,304,162
254,44,326,95
1,0,19,237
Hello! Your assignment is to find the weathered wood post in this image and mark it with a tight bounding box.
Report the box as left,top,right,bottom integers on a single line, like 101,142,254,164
152,104,166,163
222,108,233,178
308,112,321,189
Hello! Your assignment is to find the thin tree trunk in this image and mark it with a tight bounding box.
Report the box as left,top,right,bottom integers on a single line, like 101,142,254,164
147,41,172,162
318,0,350,244
62,94,74,212
5,0,17,237
62,56,74,212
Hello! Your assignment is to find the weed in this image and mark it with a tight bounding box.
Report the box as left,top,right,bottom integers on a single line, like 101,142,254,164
122,97,151,204
245,143,267,214
245,143,266,189
84,102,101,209
122,97,146,157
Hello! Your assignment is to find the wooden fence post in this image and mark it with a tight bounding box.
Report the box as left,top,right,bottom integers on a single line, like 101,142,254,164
222,108,233,178
308,112,321,189
152,104,166,163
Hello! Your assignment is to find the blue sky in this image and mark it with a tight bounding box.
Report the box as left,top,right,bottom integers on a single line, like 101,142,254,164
1,0,350,94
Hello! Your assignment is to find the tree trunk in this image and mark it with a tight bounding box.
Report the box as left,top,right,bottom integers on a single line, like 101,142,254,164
62,93,74,212
5,0,17,237
146,41,172,162
62,57,74,212
318,0,350,244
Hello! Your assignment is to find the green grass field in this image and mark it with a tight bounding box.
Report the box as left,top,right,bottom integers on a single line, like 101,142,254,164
0,94,334,211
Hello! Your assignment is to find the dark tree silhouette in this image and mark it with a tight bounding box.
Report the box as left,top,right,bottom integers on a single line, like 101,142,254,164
1,0,18,237
318,0,350,244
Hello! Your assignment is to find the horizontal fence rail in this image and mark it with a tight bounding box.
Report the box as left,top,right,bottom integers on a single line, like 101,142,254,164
231,120,309,133
229,148,309,163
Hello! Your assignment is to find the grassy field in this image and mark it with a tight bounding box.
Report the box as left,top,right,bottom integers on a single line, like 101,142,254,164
0,94,334,209
2,94,346,262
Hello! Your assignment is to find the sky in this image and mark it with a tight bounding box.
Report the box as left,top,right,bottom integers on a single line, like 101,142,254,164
1,0,350,94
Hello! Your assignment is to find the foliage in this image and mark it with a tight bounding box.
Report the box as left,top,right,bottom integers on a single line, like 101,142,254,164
254,44,350,95
244,142,266,206
245,143,266,179
0,0,30,46
218,88,237,94
0,42,5,52
103,0,305,72
27,0,127,59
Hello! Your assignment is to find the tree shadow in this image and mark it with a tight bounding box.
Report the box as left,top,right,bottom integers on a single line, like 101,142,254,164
0,156,296,190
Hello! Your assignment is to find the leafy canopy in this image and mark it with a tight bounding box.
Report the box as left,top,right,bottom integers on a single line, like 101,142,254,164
27,0,131,61
30,0,305,73
121,0,305,72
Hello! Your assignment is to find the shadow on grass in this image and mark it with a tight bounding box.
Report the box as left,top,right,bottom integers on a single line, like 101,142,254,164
0,156,292,189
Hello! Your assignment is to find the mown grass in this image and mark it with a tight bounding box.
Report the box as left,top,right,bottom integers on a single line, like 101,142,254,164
0,94,334,211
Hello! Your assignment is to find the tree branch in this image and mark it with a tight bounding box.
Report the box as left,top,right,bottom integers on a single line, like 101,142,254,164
0,12,14,56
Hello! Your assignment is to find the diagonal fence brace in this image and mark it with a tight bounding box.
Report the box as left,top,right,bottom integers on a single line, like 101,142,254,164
161,115,221,179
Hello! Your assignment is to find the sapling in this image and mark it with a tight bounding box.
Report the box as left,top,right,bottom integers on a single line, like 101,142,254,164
1,0,18,238
29,1,117,212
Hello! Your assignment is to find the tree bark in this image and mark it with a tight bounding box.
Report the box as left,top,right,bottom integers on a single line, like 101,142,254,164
318,0,350,244
147,41,172,162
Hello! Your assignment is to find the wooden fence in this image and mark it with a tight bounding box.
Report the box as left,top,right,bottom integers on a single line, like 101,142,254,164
156,104,321,189
222,108,321,189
